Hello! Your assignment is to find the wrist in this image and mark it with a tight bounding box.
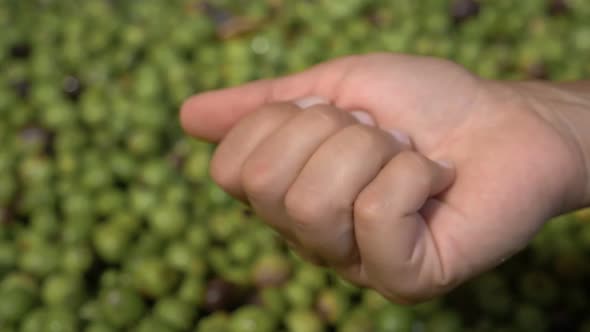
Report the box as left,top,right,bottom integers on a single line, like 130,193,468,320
505,80,590,211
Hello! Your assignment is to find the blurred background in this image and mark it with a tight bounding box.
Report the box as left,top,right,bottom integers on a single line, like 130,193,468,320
2,1,590,331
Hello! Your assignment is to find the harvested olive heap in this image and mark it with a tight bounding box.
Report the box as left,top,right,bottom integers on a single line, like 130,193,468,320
2,1,590,331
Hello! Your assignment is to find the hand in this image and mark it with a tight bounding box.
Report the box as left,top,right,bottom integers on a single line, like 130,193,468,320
180,53,587,303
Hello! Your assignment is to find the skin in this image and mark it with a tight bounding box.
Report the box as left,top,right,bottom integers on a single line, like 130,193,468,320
180,53,590,304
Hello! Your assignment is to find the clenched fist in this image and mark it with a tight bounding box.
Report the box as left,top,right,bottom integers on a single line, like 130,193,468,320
180,53,590,303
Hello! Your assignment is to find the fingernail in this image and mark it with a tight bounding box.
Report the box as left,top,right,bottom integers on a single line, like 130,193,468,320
388,129,412,147
351,111,376,126
435,159,455,169
294,96,330,109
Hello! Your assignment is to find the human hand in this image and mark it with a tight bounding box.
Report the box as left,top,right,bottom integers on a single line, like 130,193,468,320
180,53,588,303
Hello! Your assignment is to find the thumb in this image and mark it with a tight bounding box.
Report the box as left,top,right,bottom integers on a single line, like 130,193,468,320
354,151,457,303
179,56,361,142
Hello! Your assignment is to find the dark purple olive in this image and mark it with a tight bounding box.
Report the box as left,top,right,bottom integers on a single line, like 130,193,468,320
251,254,291,289
451,0,480,24
0,207,11,224
203,278,240,312
11,79,30,99
548,0,569,16
199,1,255,39
19,126,54,152
10,42,31,59
527,63,549,80
63,76,84,101
200,1,233,27
242,208,255,217
167,152,185,171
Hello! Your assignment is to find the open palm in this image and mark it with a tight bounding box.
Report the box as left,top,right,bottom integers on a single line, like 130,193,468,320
180,53,584,302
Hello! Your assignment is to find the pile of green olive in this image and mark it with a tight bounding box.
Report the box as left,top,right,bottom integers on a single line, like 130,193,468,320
1,0,590,331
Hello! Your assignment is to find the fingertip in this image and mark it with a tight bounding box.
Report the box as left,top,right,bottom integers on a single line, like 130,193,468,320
432,158,457,195
179,81,276,142
350,111,376,126
387,129,413,148
294,96,330,109
179,95,197,134
434,159,455,170
179,93,227,143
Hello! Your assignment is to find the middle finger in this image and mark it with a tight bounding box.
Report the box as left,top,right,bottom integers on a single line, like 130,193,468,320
284,124,410,266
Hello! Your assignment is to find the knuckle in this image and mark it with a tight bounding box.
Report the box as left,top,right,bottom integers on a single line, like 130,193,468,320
394,151,433,184
304,105,351,129
431,266,460,293
241,158,276,197
396,151,429,170
257,102,292,114
343,124,382,149
209,154,236,191
354,192,384,224
247,102,297,127
377,265,458,305
380,283,429,306
284,189,325,227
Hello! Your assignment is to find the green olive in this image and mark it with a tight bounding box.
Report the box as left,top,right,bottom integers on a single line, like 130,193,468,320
185,223,211,253
80,299,103,323
95,189,127,216
424,310,463,332
61,216,96,245
471,272,513,318
258,287,287,318
518,271,557,307
147,203,187,239
228,305,277,332
92,222,129,263
515,304,548,332
140,159,172,188
154,297,196,331
133,315,178,332
0,285,37,323
183,151,210,182
284,280,314,309
20,308,47,332
126,232,165,261
129,186,159,216
361,289,390,311
315,287,349,324
208,210,243,242
227,235,256,264
29,208,59,238
579,319,590,332
165,241,206,276
293,264,328,292
18,241,59,277
0,241,16,274
42,273,85,308
338,307,374,332
375,305,415,332
129,256,179,298
45,307,79,332
286,309,325,332
109,150,137,181
251,252,291,288
84,322,119,332
99,286,146,328
195,312,229,332
177,275,205,305
61,244,94,274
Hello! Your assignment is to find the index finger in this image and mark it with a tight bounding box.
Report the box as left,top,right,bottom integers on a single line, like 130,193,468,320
179,56,361,142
